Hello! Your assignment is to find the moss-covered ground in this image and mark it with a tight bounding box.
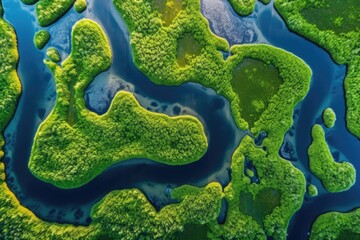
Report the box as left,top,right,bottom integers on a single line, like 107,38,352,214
152,0,183,26
308,124,356,193
275,0,360,138
177,33,202,67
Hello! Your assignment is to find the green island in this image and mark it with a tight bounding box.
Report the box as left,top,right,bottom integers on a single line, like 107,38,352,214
208,136,305,239
323,107,336,128
46,47,61,62
308,124,356,193
227,0,271,16
307,184,318,197
34,30,50,49
274,0,360,138
28,18,208,189
310,208,360,240
114,0,312,156
74,0,87,13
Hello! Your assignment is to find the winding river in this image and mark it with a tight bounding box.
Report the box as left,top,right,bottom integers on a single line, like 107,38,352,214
2,0,360,238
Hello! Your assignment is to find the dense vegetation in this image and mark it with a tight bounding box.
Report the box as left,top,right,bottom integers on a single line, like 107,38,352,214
209,136,306,239
308,124,356,193
310,209,360,240
113,0,312,156
34,30,50,49
29,19,208,188
323,107,336,128
46,47,61,62
227,0,271,16
307,184,318,197
36,0,75,27
74,0,87,13
275,0,360,138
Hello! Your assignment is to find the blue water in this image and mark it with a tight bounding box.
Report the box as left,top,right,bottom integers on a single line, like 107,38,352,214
2,0,360,238
202,0,360,239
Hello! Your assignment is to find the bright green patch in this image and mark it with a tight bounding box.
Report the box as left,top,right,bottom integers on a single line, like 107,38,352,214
152,0,183,26
228,0,256,16
323,107,336,128
74,0,87,13
231,58,282,128
46,48,61,62
307,184,318,197
239,188,281,227
36,0,75,27
34,30,50,49
177,33,202,67
308,124,356,193
301,0,360,34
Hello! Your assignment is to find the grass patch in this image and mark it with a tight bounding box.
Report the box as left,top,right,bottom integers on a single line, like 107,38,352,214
152,0,183,26
177,33,202,67
231,58,282,128
239,188,281,227
301,0,360,34
173,224,209,240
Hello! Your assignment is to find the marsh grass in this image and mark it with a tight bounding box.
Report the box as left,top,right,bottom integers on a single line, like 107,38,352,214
301,0,360,34
239,188,281,227
153,0,183,26
231,59,282,128
177,33,202,67
173,224,209,240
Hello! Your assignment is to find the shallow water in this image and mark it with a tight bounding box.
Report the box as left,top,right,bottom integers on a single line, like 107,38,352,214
201,0,360,238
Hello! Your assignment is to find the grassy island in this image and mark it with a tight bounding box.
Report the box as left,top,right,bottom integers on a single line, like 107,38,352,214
274,0,360,138
307,184,318,197
209,136,306,239
36,0,76,27
308,124,356,193
227,0,271,16
34,30,50,49
310,209,360,240
28,19,208,189
113,0,312,155
74,0,86,13
46,47,61,62
323,107,336,128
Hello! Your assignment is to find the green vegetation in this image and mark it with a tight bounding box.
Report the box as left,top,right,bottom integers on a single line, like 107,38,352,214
29,19,207,189
275,0,360,138
228,0,256,16
173,224,209,239
74,0,87,13
307,184,318,197
231,58,282,128
113,0,312,155
310,209,360,240
46,47,61,62
34,30,50,49
239,188,281,227
209,136,306,239
308,124,356,193
36,0,75,27
152,0,183,26
177,33,202,67
323,107,336,128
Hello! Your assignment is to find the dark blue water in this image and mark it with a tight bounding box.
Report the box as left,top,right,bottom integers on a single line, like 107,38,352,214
2,0,360,238
2,0,243,225
202,0,360,239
